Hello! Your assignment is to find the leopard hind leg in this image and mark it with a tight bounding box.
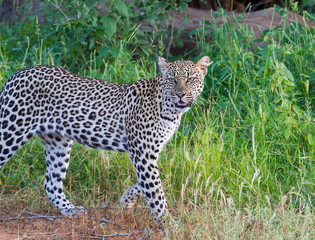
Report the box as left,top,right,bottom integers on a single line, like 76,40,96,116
0,108,37,169
39,133,84,216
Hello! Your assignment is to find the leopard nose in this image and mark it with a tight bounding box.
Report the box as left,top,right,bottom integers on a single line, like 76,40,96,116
175,92,185,98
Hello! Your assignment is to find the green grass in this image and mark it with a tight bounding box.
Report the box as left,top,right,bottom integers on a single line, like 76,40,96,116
0,1,314,238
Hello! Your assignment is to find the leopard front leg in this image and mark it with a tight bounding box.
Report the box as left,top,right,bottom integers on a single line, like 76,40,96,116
39,134,84,216
130,152,169,221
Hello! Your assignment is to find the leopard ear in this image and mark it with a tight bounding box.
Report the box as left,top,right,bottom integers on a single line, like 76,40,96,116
158,56,169,76
196,56,212,76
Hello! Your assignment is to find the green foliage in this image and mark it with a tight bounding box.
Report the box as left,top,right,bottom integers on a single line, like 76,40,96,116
301,0,315,14
0,1,314,227
0,0,169,79
173,6,314,208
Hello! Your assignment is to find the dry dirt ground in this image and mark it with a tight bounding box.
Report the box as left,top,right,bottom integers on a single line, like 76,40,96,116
0,206,164,240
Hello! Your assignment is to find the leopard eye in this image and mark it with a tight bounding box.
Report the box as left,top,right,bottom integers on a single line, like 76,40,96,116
187,77,195,82
168,75,176,82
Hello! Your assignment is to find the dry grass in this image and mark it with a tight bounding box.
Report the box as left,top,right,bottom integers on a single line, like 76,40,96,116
0,200,159,239
1,192,314,240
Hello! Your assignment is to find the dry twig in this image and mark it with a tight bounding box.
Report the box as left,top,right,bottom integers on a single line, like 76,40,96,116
0,215,63,222
24,210,55,221
94,231,143,238
88,217,122,227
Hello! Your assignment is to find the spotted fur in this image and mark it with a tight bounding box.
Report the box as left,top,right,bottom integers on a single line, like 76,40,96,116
0,56,211,220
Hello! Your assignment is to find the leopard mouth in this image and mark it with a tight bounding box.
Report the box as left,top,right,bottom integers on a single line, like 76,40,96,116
175,100,191,109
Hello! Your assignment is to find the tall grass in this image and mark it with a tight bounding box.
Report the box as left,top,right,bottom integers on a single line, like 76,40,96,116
0,0,314,237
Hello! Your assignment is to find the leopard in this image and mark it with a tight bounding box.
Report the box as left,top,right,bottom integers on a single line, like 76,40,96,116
0,56,211,221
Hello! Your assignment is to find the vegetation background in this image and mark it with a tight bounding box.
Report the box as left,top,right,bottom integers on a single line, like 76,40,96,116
0,0,314,238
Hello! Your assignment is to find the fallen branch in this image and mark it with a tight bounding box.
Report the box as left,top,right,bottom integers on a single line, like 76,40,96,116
94,231,143,238
13,233,71,239
24,210,55,221
1,211,122,229
22,234,103,240
63,236,110,239
88,217,122,227
0,215,63,222
23,210,120,227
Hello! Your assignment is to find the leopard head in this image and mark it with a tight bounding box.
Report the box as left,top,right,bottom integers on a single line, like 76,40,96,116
158,56,212,113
